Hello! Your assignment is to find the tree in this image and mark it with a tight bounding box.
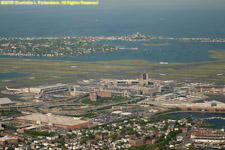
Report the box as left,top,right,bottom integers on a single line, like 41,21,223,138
102,146,109,150
188,144,196,150
88,133,95,140
80,137,88,144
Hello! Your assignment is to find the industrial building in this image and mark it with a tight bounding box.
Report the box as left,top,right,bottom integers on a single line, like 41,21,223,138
0,98,15,106
14,113,91,130
164,100,225,111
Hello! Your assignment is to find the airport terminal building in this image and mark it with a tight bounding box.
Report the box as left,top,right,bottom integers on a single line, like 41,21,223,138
29,83,73,95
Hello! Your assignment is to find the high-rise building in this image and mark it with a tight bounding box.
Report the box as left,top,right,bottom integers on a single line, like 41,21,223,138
89,91,97,101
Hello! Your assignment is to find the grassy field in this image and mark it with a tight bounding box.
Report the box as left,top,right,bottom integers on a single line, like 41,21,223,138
0,51,225,87
209,50,225,59
0,58,151,87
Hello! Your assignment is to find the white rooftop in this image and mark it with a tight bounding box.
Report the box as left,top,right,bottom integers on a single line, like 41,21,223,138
38,83,69,89
165,100,225,108
17,113,89,126
0,97,14,105
112,111,123,114
121,112,132,116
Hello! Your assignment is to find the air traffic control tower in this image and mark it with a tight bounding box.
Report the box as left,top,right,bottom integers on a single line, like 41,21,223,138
141,72,149,86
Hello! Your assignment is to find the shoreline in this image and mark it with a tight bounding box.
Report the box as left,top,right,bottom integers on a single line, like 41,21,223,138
142,42,171,46
155,110,225,117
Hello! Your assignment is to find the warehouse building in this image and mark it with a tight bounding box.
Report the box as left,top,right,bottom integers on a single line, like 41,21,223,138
14,113,91,130
0,98,15,106
164,100,225,111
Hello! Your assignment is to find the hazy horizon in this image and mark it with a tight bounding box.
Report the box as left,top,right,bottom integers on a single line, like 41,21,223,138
0,0,225,37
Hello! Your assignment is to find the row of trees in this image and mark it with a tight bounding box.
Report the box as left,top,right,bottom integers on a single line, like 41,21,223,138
24,130,55,137
0,110,21,117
